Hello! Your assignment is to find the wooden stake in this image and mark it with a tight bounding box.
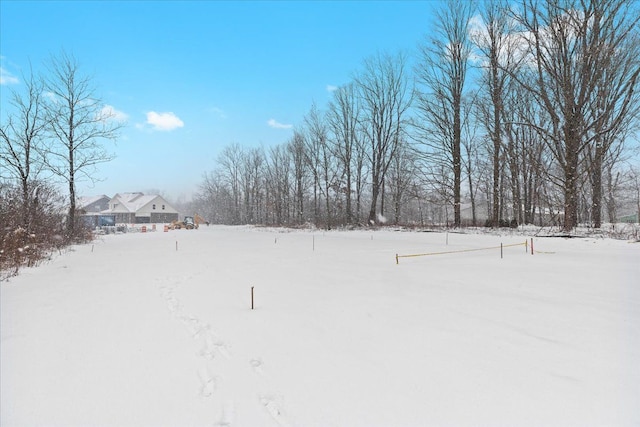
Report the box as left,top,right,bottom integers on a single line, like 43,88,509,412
501,243,503,259
251,286,254,310
530,237,534,255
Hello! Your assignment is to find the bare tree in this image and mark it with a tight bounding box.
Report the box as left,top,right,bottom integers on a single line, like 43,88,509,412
301,105,323,226
217,143,245,224
416,0,475,227
356,52,413,224
512,0,640,230
303,103,337,229
0,66,48,233
472,0,525,226
629,164,640,224
197,170,233,224
287,131,308,225
43,51,123,236
387,140,417,224
241,147,266,224
585,30,640,227
265,144,292,225
462,93,484,226
327,83,364,225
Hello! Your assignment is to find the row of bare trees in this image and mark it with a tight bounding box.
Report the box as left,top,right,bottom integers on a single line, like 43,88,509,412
194,0,640,231
191,52,420,228
416,0,640,230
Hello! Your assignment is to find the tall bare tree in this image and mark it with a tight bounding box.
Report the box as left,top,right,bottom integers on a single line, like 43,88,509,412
512,0,640,230
472,0,524,226
356,52,412,224
585,29,640,227
416,0,475,227
461,93,483,226
387,140,418,224
288,131,308,225
43,51,122,236
0,67,48,233
327,83,364,225
241,147,265,224
303,103,337,229
217,143,245,224
265,144,292,225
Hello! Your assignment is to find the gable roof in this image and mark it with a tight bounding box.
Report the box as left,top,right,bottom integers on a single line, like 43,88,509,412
107,193,177,214
77,195,110,210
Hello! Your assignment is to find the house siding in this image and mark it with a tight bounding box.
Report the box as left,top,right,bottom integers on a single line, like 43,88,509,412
150,212,179,223
114,213,136,224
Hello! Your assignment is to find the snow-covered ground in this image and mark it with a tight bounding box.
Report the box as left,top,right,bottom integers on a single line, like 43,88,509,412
2,225,639,426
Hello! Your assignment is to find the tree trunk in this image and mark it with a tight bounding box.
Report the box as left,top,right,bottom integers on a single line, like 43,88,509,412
453,106,462,227
67,145,76,236
368,179,379,224
563,111,581,231
345,172,352,224
591,139,603,228
466,153,477,226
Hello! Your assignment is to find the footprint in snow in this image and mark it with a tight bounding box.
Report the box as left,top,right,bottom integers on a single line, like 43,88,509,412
199,334,216,360
214,340,231,359
259,395,290,427
215,400,235,427
197,366,217,398
182,316,208,338
250,358,264,375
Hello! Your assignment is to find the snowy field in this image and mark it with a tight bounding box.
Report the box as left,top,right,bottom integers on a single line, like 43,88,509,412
2,225,639,427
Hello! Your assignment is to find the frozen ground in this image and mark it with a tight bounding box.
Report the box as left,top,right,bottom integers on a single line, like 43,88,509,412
1,225,639,426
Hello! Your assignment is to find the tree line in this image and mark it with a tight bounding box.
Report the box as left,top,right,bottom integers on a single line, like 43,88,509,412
3,0,640,266
192,0,640,231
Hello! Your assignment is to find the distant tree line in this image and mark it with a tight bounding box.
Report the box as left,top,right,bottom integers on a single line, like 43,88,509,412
192,0,640,231
1,51,122,276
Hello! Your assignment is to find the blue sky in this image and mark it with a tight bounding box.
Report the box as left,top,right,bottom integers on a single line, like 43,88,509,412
1,1,438,201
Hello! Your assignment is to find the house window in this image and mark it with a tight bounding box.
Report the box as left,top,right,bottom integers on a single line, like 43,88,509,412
162,205,165,210
153,204,156,210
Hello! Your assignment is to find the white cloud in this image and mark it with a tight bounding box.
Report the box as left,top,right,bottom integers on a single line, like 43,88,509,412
267,119,293,130
43,91,58,102
468,12,536,68
326,85,338,92
146,111,184,131
0,67,19,85
207,106,227,119
100,104,129,122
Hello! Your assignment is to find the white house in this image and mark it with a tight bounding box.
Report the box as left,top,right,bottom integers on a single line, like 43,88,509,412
105,192,179,224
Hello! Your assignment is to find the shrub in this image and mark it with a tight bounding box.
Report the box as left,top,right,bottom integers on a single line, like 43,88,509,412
0,181,92,280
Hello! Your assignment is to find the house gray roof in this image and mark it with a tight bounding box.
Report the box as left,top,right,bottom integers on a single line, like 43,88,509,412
109,193,157,213
77,195,109,210
106,193,178,215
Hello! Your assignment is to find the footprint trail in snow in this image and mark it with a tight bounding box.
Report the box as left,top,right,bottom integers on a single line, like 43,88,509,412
157,277,293,426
